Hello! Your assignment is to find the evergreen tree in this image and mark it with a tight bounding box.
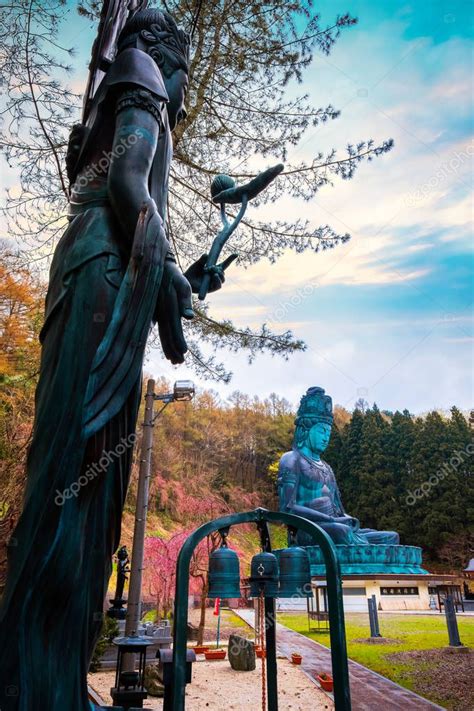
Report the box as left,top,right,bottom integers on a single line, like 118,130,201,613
337,408,364,512
407,411,452,554
356,405,398,532
385,409,417,538
324,422,343,477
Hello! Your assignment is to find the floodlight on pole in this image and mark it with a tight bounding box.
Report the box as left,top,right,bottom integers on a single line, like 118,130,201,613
153,381,196,417
173,380,195,401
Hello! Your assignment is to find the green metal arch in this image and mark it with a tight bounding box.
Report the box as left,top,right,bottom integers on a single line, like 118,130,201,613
171,507,351,710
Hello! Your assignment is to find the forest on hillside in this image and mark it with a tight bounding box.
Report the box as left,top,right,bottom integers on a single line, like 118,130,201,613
0,255,472,585
135,387,473,570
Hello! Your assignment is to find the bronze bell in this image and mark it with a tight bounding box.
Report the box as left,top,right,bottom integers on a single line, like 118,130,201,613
249,551,279,598
208,542,241,599
278,545,312,598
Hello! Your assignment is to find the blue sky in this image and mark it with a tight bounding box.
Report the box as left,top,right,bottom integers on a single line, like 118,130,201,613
160,0,473,413
9,2,474,413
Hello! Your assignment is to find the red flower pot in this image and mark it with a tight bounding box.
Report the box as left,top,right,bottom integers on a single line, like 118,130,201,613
291,653,302,665
317,674,333,692
193,645,209,654
204,649,226,661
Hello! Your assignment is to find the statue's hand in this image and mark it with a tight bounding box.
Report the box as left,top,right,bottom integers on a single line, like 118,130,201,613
184,253,238,296
155,260,194,364
335,515,360,530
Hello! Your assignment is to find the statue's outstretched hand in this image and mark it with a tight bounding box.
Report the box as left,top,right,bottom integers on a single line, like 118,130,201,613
184,253,238,295
155,260,194,364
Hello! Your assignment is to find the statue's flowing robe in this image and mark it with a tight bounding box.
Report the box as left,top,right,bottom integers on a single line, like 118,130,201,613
0,49,171,711
278,449,399,547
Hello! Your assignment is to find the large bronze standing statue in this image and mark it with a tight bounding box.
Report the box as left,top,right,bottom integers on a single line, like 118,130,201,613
0,7,232,710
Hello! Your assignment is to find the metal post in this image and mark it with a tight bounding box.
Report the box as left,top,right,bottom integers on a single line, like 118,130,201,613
216,604,221,649
254,599,259,646
257,520,278,711
368,597,375,637
368,596,381,638
319,536,351,710
371,595,381,637
123,379,156,669
264,597,278,711
444,595,462,647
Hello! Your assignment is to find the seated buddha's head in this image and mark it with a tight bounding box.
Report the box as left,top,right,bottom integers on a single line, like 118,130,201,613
293,387,333,455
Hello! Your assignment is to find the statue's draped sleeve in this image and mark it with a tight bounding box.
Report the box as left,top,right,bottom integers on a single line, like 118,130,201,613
82,203,169,438
82,66,171,437
74,48,169,180
277,452,299,511
328,463,346,517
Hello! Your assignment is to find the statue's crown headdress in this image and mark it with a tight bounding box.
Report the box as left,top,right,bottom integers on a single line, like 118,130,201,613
82,3,190,122
295,387,333,426
119,8,191,71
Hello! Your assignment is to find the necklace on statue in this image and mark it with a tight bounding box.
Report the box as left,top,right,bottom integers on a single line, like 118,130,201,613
300,451,332,484
301,451,325,468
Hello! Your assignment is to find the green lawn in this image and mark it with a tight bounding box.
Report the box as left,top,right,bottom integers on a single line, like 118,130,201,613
277,612,474,709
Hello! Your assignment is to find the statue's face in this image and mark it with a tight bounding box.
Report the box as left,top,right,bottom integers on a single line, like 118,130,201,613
307,422,332,454
163,67,188,130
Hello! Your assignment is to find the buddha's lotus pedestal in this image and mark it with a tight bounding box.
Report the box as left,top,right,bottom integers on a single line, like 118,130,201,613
273,544,450,612
305,543,428,576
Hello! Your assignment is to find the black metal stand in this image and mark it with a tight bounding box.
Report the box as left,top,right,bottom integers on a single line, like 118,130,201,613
256,519,278,711
444,595,462,647
308,588,329,633
368,595,381,638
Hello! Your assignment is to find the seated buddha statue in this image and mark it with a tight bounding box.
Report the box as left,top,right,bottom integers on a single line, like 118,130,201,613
278,387,399,547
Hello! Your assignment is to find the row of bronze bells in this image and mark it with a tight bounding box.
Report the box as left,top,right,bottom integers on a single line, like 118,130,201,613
208,536,312,599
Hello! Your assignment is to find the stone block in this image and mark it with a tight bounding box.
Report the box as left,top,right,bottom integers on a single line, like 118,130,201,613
144,662,165,697
186,622,199,641
228,634,256,671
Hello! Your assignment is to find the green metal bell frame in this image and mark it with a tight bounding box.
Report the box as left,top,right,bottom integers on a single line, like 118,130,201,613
278,545,312,598
249,551,279,598
208,542,241,599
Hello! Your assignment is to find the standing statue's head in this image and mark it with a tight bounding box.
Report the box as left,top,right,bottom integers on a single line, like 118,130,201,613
293,387,333,456
118,8,191,129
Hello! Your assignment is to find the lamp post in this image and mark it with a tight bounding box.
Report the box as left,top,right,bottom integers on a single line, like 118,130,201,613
110,635,155,710
121,379,194,669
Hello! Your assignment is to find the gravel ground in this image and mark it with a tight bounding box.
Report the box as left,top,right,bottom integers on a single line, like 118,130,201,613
89,658,333,711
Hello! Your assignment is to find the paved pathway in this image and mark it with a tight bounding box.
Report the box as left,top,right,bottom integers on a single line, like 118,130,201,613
235,609,444,710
